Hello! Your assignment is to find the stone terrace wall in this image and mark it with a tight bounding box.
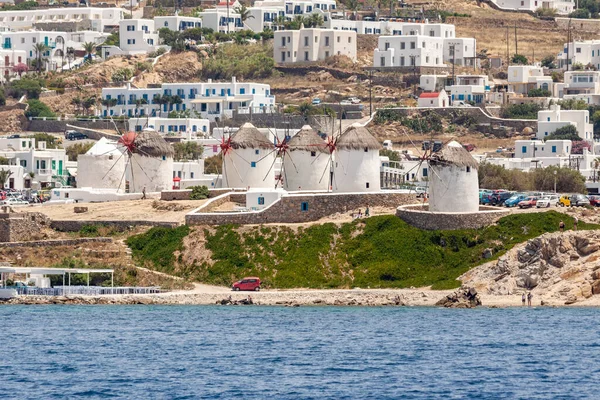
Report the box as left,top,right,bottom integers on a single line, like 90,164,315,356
50,220,178,232
0,212,51,242
186,192,414,225
0,237,112,248
161,189,246,201
396,205,510,231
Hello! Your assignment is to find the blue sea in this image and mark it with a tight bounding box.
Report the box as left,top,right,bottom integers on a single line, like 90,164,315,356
1,306,599,399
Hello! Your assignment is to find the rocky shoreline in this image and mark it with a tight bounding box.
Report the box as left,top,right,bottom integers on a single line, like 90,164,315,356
3,287,599,307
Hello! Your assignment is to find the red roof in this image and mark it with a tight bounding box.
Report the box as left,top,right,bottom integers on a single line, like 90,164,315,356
419,92,441,98
217,1,236,5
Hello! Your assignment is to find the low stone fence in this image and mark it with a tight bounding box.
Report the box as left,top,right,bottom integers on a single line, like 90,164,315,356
50,220,179,232
396,204,510,231
186,191,414,225
0,212,51,242
0,237,112,248
161,188,247,201
26,119,128,133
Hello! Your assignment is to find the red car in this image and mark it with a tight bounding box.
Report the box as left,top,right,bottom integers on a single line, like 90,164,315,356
589,195,600,207
518,196,538,209
232,277,261,291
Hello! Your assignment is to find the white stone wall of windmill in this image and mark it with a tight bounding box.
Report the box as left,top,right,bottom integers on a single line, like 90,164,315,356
332,124,382,193
428,140,479,213
222,123,276,189
76,138,127,191
284,126,329,191
126,131,175,194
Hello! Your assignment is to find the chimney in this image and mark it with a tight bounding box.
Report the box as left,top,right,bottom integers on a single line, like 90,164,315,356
232,76,236,83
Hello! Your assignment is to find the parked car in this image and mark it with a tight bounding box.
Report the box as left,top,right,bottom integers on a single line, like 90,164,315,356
558,195,571,207
232,277,261,291
462,143,476,152
1,198,29,206
536,195,559,208
504,193,528,207
66,131,88,140
570,194,590,207
348,97,361,104
479,189,493,204
340,100,352,105
311,98,321,105
481,189,507,205
518,196,538,209
588,195,600,207
490,191,515,206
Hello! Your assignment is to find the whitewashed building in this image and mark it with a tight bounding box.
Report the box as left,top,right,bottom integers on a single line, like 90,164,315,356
101,79,275,121
443,37,477,67
327,20,455,37
284,125,329,191
417,90,449,108
419,74,448,92
274,28,356,63
0,49,27,82
557,40,600,70
448,75,492,105
128,117,210,136
76,137,125,190
537,104,594,142
154,15,203,31
373,35,444,68
507,65,549,95
561,70,600,105
0,7,124,32
491,0,574,15
199,9,242,33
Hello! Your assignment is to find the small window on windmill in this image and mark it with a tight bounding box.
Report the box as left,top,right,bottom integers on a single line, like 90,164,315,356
162,156,166,161
422,141,431,151
258,197,265,205
251,162,257,168
255,149,259,155
466,166,471,173
433,141,443,152
364,147,368,152
109,154,114,160
311,151,316,157
366,182,370,189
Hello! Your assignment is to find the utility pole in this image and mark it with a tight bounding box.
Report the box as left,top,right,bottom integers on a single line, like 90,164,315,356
514,24,518,58
566,18,571,71
227,0,230,34
369,70,373,115
506,27,510,68
451,44,456,84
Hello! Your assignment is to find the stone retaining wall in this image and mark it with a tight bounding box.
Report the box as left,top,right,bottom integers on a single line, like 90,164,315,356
186,192,414,225
50,220,179,232
160,188,246,201
0,237,112,248
396,205,510,230
0,212,51,242
26,119,128,133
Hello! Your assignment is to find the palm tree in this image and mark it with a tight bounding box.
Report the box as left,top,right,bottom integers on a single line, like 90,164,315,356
0,168,13,189
346,0,361,20
234,4,254,26
66,46,75,70
101,98,118,117
82,96,97,115
33,43,50,73
306,13,324,28
82,42,96,61
166,95,183,116
134,98,148,116
71,96,83,115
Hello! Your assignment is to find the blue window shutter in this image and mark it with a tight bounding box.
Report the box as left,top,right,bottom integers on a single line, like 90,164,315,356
522,146,527,153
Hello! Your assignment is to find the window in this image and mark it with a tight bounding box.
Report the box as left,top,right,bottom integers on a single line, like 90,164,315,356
348,37,351,43
400,57,405,66
311,151,316,156
466,166,471,173
304,52,309,61
20,160,26,168
255,149,260,155
301,202,309,211
423,168,428,177
366,182,370,189
380,57,385,67
522,146,527,153
576,47,581,54
315,36,318,43
426,56,429,63
251,161,256,168
422,41,425,48
304,37,309,46
127,25,134,31
364,147,368,152
429,30,435,37
385,42,390,50
337,36,340,43
410,42,416,49
325,37,329,46
258,197,265,205
281,37,286,46
400,42,405,50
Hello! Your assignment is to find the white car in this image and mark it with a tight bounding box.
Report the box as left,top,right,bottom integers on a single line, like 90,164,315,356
536,195,559,208
348,97,361,104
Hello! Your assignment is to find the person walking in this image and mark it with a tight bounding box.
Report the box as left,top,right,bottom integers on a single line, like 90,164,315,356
527,292,533,307
365,204,370,218
559,220,565,232
573,217,578,231
142,186,147,200
521,293,526,306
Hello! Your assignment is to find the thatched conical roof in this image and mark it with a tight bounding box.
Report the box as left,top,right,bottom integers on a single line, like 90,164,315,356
429,140,478,169
289,125,328,153
336,124,381,151
133,130,174,158
230,123,273,150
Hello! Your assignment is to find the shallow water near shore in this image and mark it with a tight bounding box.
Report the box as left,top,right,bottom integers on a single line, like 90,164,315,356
2,306,599,399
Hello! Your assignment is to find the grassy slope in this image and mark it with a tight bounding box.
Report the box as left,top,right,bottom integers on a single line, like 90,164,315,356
126,212,597,290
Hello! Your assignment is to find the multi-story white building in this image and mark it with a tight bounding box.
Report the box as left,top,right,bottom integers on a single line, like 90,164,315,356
0,30,108,71
491,0,574,15
199,9,243,33
101,79,275,121
154,16,203,31
128,117,210,136
537,104,593,142
507,65,550,95
0,49,27,82
327,20,455,38
245,7,285,32
419,74,448,92
557,40,600,70
0,136,69,189
561,70,600,105
274,28,356,63
0,7,124,32
373,35,444,68
443,37,477,67
117,19,158,55
447,75,492,105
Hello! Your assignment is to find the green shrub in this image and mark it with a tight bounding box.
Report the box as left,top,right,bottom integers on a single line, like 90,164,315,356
189,185,210,200
500,103,541,119
202,42,275,80
528,88,551,97
9,77,44,99
545,124,579,141
25,100,55,118
126,226,190,273
80,225,99,237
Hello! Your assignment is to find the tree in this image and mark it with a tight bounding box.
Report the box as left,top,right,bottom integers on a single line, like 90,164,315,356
545,124,579,141
12,63,28,77
558,99,588,110
569,8,591,18
9,77,43,99
82,96,97,115
66,47,75,70
71,96,83,115
134,98,148,116
532,166,586,193
345,0,361,19
100,97,118,116
25,99,55,118
66,142,94,161
511,54,528,65
379,149,400,161
528,88,551,97
305,13,324,28
234,4,254,25
32,43,50,73
297,101,315,117
173,141,203,161
0,169,13,188
82,42,96,61
541,55,557,69
500,103,541,119
166,95,183,115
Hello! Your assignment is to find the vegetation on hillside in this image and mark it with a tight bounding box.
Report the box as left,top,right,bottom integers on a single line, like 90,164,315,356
202,42,276,80
126,213,597,290
500,103,541,120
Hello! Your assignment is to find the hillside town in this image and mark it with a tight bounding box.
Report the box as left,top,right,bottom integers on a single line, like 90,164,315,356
0,0,599,307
